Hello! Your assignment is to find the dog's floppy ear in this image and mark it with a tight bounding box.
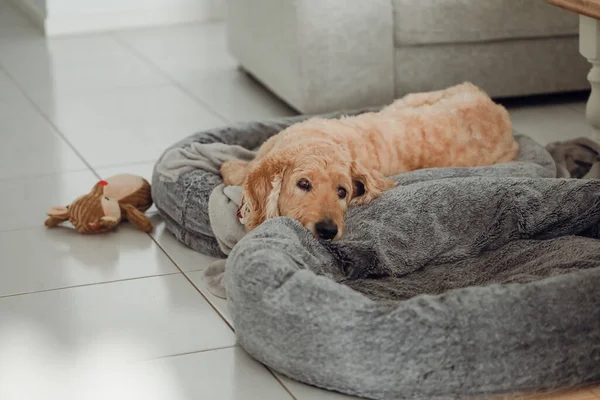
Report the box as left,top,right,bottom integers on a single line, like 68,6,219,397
242,155,290,230
350,161,395,206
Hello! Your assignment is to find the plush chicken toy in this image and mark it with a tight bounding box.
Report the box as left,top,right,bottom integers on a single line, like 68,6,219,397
44,174,153,234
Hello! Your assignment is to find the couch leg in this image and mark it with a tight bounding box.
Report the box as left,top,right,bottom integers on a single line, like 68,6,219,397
586,65,600,128
580,15,600,129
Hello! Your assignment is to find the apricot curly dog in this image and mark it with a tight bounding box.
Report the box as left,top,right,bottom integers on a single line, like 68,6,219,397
221,82,518,240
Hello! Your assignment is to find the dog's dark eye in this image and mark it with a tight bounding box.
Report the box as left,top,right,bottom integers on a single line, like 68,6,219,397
297,178,311,191
337,187,347,199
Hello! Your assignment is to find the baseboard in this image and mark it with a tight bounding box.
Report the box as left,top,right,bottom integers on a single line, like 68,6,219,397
9,0,223,36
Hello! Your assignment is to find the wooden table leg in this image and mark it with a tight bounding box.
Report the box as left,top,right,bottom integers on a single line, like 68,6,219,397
580,15,600,128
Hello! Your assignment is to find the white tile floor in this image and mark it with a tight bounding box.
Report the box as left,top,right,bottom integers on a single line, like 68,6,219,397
1,1,600,399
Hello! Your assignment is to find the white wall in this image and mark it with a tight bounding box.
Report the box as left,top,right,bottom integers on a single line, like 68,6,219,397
11,0,223,36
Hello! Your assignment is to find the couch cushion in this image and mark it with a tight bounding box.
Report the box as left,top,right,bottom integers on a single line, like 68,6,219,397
393,0,578,46
393,36,589,98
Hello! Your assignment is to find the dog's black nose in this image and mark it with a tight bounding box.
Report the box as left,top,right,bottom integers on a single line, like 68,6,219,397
315,220,338,240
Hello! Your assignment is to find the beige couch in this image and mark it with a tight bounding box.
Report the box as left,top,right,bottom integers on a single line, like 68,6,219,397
225,0,589,114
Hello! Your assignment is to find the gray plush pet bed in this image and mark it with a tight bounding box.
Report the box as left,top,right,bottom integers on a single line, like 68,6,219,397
153,113,600,400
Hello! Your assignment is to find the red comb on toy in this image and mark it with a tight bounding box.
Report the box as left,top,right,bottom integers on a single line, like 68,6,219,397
98,180,108,186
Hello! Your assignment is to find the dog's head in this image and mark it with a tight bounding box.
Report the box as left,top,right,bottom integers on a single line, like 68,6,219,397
240,147,394,240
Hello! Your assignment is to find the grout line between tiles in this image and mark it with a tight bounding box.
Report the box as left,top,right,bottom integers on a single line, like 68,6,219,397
0,271,182,299
144,344,237,361
0,69,103,180
143,344,298,399
147,232,235,332
267,369,298,400
147,235,299,399
110,32,231,124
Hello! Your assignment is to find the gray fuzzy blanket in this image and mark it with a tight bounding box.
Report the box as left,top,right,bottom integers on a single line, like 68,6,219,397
323,175,600,302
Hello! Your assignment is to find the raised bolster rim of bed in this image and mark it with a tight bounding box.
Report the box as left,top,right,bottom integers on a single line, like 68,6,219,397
151,108,378,257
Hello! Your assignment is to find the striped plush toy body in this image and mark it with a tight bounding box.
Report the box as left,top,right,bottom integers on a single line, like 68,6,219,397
44,174,153,234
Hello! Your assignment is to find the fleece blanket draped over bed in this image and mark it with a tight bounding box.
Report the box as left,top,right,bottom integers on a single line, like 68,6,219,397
152,113,600,399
